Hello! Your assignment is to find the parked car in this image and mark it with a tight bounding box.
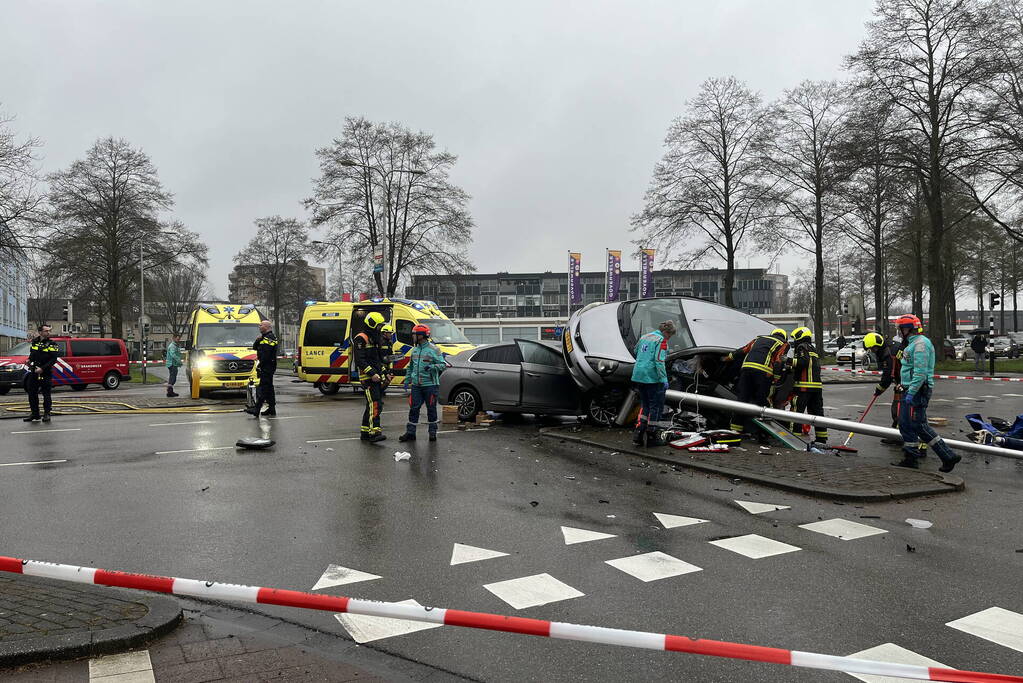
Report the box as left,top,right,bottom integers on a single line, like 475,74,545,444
559,296,779,424
0,337,131,394
835,340,872,367
952,338,970,361
440,339,583,421
990,336,1020,358
822,339,840,355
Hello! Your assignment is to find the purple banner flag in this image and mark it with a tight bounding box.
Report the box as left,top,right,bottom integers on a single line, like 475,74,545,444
640,248,655,298
569,252,582,306
606,250,621,302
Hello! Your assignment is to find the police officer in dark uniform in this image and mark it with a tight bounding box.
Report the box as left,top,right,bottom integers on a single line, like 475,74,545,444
24,324,60,423
245,320,279,417
353,311,387,442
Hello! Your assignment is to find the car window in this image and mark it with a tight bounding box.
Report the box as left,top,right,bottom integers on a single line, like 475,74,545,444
70,340,108,356
6,341,30,356
516,340,565,368
304,320,348,347
104,340,122,356
395,319,415,345
625,298,694,354
471,344,521,365
197,323,261,347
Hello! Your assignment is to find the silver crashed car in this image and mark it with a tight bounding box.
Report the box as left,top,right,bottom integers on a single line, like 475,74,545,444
562,296,778,423
440,339,583,420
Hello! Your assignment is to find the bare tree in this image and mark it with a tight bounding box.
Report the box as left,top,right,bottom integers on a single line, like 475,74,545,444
847,0,1001,344
306,117,475,297
764,80,850,352
45,138,199,338
0,107,44,259
632,77,775,307
147,261,209,337
232,216,312,330
25,252,62,327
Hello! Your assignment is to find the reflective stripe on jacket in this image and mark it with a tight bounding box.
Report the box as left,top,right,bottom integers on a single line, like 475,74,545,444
732,335,788,376
900,333,935,395
631,331,668,384
791,344,822,391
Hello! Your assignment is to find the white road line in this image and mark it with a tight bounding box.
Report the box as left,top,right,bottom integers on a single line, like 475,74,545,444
955,396,978,400
89,649,154,681
307,436,363,443
933,398,954,402
11,428,81,435
148,420,212,427
154,445,235,455
267,415,310,420
946,606,1023,653
1004,393,1023,397
0,459,68,467
843,643,947,683
842,404,867,408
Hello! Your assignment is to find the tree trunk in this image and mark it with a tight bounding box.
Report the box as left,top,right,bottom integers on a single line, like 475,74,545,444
724,246,735,309
873,226,884,333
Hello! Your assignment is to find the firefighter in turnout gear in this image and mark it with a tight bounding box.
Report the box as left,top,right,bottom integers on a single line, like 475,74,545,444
245,320,279,417
788,327,827,444
24,324,59,423
864,331,907,446
354,311,388,442
727,328,789,436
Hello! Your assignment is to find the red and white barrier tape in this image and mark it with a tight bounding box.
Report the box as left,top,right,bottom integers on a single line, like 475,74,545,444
824,366,1023,382
0,556,1018,682
129,360,164,365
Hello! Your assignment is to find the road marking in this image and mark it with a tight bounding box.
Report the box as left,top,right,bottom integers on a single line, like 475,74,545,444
89,649,154,682
311,564,381,590
1004,393,1023,397
946,606,1023,653
267,415,311,420
799,518,887,541
653,512,709,529
979,395,999,398
843,404,867,408
335,599,442,643
734,500,791,515
843,642,947,682
11,428,81,435
709,534,801,559
148,420,212,427
560,525,617,545
0,459,68,467
483,573,584,609
955,396,978,400
154,446,234,455
450,543,510,566
605,552,702,582
932,398,954,402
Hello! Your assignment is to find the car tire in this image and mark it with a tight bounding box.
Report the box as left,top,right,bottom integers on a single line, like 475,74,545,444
452,386,480,421
586,386,627,426
0,385,9,395
102,372,121,390
70,383,87,391
316,382,341,396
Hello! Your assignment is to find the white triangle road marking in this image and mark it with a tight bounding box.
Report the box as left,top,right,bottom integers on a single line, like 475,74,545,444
311,564,381,590
946,606,1023,653
734,500,791,515
653,512,709,529
450,542,510,565
335,599,442,643
843,642,947,682
560,525,617,545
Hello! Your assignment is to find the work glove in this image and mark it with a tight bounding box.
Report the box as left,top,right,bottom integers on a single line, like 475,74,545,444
662,380,669,389
873,386,884,397
904,392,915,406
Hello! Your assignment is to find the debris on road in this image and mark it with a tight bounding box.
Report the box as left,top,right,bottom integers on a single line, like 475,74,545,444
906,518,933,529
394,451,412,462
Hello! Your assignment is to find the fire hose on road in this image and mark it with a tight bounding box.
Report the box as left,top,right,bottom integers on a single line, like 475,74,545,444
664,390,1023,462
0,555,1020,682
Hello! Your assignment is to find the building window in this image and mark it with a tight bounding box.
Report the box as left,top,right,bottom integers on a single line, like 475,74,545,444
464,327,500,345
501,325,539,341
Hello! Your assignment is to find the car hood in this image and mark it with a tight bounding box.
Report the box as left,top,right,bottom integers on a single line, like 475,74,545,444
436,343,474,356
193,347,258,360
0,356,28,366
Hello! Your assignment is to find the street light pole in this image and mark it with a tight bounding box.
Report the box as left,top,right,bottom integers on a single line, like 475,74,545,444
140,239,147,384
311,241,344,301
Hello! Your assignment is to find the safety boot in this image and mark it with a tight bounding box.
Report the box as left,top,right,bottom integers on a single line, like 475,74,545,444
398,433,416,442
41,414,51,423
22,415,40,422
368,433,387,443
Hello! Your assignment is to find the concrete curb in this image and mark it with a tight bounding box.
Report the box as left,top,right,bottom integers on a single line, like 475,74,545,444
0,584,182,668
540,427,964,502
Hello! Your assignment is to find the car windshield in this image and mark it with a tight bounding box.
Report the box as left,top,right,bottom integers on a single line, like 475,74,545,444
196,323,261,348
423,318,470,344
624,298,694,354
4,341,30,356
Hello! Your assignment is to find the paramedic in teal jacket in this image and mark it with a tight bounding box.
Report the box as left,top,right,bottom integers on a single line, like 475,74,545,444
631,320,677,447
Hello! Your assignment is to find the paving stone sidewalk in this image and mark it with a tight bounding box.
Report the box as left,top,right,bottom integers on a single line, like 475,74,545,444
0,574,182,667
543,424,964,501
1,584,464,682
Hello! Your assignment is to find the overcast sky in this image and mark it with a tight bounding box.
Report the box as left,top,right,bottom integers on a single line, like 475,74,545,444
2,0,875,295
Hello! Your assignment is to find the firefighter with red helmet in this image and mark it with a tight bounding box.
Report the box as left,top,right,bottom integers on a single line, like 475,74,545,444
399,324,446,442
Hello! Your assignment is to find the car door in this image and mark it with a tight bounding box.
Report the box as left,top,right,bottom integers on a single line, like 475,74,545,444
516,340,579,411
468,344,522,408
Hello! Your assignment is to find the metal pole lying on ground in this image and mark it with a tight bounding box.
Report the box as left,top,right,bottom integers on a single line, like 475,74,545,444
665,390,1023,462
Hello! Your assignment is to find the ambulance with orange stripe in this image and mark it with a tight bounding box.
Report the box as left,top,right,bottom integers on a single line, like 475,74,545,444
295,298,474,394
182,303,263,396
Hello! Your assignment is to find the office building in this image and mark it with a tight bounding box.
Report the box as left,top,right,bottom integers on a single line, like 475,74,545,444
0,263,28,351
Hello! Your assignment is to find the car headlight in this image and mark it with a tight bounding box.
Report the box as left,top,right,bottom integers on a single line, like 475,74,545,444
196,358,214,371
587,358,620,376
6,363,25,371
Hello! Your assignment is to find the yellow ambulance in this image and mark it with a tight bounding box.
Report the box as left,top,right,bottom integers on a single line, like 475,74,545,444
183,303,264,396
296,297,474,394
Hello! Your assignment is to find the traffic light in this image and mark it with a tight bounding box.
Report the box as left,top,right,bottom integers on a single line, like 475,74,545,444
851,318,861,335
61,303,69,321
989,292,1001,309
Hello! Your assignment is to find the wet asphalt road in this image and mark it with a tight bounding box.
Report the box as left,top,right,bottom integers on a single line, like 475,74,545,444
0,379,1021,682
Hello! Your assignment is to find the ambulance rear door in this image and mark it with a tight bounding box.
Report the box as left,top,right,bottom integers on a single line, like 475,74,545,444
301,311,350,384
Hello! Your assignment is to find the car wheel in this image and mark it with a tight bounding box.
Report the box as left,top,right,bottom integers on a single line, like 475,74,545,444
70,383,87,391
586,386,627,426
0,385,9,395
452,386,480,421
102,372,121,390
316,382,341,395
